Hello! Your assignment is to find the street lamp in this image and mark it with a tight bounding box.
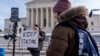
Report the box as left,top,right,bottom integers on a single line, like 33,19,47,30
89,9,100,17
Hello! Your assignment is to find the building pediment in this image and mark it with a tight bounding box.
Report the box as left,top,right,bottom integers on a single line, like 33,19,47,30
26,0,58,5
26,0,58,8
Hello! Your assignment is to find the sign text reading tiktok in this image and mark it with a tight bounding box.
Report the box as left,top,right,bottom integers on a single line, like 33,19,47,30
20,30,39,48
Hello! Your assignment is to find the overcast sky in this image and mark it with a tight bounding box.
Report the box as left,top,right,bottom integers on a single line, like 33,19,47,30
0,0,100,30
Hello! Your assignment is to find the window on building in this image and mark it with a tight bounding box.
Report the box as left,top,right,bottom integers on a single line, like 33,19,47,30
91,21,94,26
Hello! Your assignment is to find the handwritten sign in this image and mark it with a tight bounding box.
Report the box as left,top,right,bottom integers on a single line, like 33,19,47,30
20,29,39,48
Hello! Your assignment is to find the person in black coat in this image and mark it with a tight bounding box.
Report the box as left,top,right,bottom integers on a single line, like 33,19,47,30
27,24,45,56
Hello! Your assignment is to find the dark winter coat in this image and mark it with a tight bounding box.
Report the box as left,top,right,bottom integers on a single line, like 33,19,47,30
46,6,88,56
27,31,45,51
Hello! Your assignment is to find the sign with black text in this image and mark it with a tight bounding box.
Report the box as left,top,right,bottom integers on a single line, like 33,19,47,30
20,30,39,48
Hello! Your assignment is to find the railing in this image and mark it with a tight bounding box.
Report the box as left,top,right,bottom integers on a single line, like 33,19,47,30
0,33,100,56
0,33,51,56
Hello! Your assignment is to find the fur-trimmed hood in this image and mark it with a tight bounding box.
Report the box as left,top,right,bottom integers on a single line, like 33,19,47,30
59,6,88,28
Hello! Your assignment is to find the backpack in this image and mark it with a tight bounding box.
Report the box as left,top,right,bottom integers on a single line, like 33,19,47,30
57,21,100,56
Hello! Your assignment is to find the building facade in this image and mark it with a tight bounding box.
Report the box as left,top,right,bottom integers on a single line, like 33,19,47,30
26,0,58,33
88,14,100,32
4,17,27,34
26,0,100,33
3,0,100,34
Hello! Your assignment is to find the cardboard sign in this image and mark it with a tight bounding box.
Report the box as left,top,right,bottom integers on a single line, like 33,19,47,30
20,29,39,48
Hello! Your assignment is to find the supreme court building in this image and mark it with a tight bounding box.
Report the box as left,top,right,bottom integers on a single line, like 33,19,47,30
26,0,58,33
26,0,100,33
3,0,100,34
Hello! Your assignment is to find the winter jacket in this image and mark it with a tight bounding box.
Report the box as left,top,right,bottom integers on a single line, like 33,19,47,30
46,6,88,56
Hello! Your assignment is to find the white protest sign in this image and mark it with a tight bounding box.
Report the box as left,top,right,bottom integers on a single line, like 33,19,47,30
20,29,39,48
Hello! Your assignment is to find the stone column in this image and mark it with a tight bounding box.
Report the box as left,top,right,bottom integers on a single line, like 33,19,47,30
31,8,34,28
51,7,54,27
36,8,39,25
26,8,30,27
27,9,31,27
30,9,31,27
38,9,41,27
40,8,43,28
46,7,49,27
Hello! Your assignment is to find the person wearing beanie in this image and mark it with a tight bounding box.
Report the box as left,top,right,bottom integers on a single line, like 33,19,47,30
46,0,72,56
46,4,89,56
53,0,71,22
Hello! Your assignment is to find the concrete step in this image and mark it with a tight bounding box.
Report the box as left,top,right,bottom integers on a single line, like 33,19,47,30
0,42,49,50
0,40,100,55
3,46,100,55
0,44,49,48
1,46,48,51
5,50,46,55
5,48,100,56
0,42,49,47
0,43,49,47
0,41,50,44
5,54,46,56
0,42,49,55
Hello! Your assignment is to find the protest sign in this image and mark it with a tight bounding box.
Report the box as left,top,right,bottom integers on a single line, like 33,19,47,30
20,29,39,48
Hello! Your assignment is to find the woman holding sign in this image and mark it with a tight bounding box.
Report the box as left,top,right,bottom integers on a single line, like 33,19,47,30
27,25,45,56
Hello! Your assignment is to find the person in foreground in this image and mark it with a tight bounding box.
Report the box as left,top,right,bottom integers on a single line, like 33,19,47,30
46,5,90,56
